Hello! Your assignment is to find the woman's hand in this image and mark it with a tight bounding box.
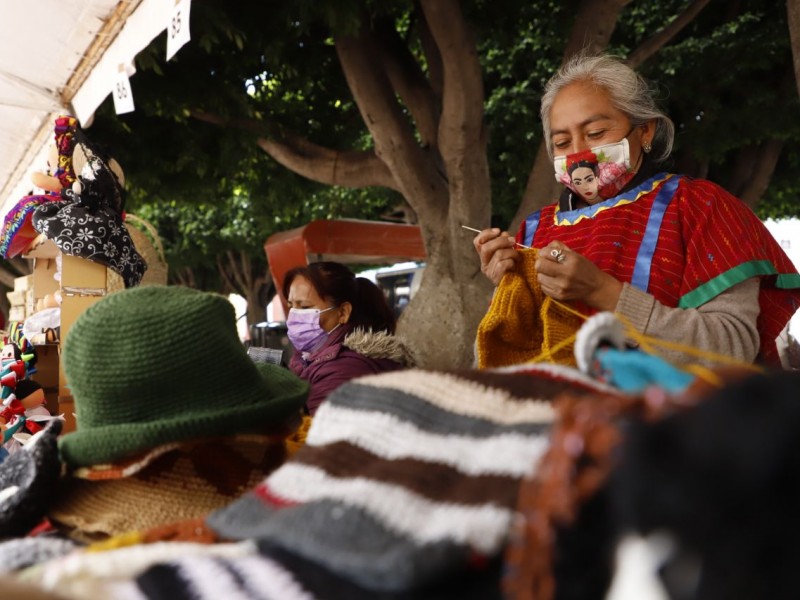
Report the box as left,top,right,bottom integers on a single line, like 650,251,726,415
535,242,623,311
473,228,520,286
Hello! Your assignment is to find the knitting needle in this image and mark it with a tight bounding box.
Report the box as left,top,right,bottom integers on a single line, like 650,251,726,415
461,225,532,249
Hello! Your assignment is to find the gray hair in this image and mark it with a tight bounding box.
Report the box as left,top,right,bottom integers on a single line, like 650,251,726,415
540,54,675,162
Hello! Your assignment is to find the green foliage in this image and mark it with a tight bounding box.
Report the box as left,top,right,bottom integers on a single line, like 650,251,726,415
477,0,567,225
613,0,800,215
90,0,397,289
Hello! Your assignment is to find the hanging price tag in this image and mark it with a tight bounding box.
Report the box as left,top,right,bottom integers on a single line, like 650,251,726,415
112,67,135,115
166,0,192,61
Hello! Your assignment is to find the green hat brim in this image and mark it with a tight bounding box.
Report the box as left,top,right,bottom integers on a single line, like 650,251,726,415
59,363,308,469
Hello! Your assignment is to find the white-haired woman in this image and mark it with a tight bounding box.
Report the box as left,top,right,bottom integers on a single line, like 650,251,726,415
474,53,800,366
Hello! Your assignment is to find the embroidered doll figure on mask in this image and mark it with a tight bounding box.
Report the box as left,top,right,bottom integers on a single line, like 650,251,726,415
555,141,635,203
566,153,600,203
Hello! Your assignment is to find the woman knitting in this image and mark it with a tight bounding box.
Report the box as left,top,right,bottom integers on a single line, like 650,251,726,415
473,54,800,367
284,261,414,415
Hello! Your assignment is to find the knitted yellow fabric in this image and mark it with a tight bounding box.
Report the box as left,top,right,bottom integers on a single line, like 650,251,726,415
285,415,313,457
476,249,584,369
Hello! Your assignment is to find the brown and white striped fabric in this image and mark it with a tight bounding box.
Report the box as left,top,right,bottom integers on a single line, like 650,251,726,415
207,365,620,593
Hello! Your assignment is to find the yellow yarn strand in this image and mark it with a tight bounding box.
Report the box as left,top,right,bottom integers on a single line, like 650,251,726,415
528,297,587,364
526,298,764,386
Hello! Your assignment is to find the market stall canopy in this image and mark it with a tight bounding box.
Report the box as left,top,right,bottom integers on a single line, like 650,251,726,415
0,0,176,220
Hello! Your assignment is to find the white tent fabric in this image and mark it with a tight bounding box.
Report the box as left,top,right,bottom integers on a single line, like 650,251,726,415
0,0,172,220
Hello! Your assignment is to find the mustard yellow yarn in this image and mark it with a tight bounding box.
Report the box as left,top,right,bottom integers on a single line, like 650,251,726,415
285,415,313,457
476,249,584,369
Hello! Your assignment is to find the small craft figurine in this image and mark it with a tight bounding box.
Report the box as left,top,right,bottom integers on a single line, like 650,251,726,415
0,114,147,287
0,116,79,258
0,324,51,451
31,121,147,287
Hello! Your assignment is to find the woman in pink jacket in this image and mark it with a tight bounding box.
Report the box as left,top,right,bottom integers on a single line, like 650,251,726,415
284,261,415,415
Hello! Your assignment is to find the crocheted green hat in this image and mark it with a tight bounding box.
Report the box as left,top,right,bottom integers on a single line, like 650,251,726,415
58,285,308,468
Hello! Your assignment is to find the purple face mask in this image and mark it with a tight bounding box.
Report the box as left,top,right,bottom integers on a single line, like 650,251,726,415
286,307,336,353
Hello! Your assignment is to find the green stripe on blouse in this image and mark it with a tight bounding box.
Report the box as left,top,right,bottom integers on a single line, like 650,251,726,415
678,260,800,308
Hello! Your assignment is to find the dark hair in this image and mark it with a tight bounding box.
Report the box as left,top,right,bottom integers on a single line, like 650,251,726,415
283,261,397,334
567,159,598,177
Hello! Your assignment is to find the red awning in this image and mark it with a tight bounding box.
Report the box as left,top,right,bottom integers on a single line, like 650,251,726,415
264,219,426,300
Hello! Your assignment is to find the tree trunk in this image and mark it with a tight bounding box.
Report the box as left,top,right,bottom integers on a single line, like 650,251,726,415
327,1,494,369
216,250,268,328
726,144,760,198
788,0,800,98
737,139,785,210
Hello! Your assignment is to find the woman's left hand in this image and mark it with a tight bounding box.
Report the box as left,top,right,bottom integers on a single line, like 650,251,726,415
535,242,623,311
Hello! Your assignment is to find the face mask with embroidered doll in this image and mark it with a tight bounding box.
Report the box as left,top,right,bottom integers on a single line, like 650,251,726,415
553,134,638,205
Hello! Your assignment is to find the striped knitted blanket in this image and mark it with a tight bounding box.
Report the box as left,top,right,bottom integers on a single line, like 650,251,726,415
206,365,620,593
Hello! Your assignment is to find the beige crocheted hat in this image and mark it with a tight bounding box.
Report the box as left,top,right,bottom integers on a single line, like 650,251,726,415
49,434,288,543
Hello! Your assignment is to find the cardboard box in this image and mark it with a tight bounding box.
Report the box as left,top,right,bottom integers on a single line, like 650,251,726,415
31,344,59,381
24,236,58,259
22,244,110,417
58,294,104,397
6,290,24,305
31,258,59,301
61,254,107,291
13,275,33,292
24,289,34,317
30,343,60,417
58,395,77,434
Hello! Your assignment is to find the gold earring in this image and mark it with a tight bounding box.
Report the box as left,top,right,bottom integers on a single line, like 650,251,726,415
642,140,652,154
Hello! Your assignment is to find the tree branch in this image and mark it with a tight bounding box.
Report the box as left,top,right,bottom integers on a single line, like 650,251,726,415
562,0,633,59
374,16,440,147
419,0,490,224
256,137,398,190
416,1,444,101
627,0,713,68
420,0,486,162
232,250,251,292
192,110,399,190
216,254,238,294
511,142,563,233
173,267,196,289
738,139,785,210
335,26,448,220
788,0,800,98
241,251,252,291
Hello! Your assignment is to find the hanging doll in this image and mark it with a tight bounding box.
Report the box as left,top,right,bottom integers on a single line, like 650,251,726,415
0,116,79,258
31,124,147,287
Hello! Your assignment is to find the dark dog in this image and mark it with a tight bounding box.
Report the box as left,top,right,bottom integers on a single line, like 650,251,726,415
608,370,800,599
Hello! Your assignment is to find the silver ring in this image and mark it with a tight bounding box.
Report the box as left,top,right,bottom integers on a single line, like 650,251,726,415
550,248,566,264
